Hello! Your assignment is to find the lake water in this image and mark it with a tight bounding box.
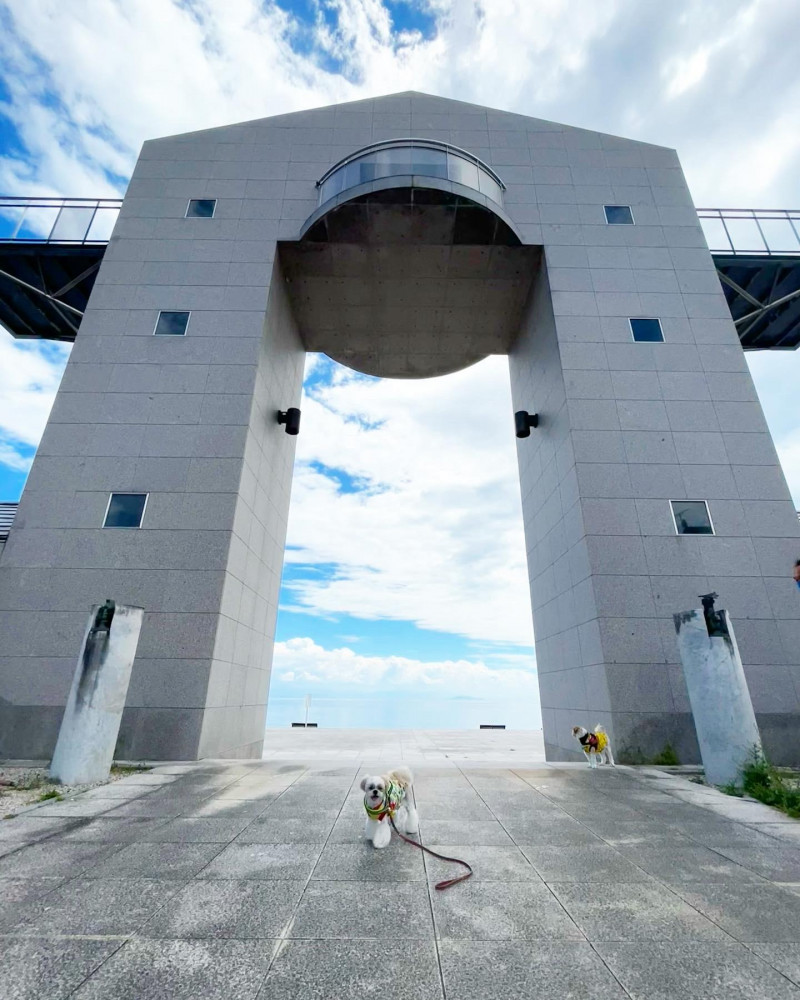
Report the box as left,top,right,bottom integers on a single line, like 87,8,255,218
266,696,540,730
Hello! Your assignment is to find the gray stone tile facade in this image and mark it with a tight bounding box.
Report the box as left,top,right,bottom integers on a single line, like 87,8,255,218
0,92,798,762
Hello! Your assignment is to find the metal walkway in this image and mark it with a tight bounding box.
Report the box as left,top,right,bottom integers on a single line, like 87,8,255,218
1,197,799,350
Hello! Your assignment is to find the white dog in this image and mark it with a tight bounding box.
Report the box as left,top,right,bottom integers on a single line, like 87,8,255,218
360,767,418,849
572,724,616,768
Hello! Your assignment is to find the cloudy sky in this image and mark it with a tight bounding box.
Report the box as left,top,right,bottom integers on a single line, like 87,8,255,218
0,0,798,729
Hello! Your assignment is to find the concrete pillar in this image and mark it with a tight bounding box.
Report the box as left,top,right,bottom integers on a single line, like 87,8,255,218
50,603,144,785
673,604,761,787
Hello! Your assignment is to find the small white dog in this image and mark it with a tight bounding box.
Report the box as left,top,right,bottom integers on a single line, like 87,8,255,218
572,724,616,768
360,766,418,849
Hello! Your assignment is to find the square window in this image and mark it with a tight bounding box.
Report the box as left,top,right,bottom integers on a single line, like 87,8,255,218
604,205,634,225
154,311,190,336
630,317,664,343
186,199,216,218
104,493,148,529
671,500,714,535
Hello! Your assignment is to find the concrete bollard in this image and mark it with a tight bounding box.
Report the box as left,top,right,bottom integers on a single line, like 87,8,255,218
673,595,761,788
50,602,144,785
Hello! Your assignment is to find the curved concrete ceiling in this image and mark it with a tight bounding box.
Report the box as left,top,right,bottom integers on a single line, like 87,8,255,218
280,186,540,379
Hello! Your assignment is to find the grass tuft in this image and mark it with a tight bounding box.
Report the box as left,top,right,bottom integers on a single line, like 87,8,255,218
650,743,680,766
740,749,800,819
36,790,63,803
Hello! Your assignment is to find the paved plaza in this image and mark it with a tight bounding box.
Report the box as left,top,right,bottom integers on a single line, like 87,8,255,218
1,731,800,998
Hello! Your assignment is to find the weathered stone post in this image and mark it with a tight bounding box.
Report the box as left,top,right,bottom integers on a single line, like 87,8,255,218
50,601,144,785
673,594,761,786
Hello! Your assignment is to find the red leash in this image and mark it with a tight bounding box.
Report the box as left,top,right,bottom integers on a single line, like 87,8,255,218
389,817,473,890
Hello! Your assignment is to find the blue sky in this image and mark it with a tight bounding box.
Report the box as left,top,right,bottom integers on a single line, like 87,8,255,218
1,0,799,729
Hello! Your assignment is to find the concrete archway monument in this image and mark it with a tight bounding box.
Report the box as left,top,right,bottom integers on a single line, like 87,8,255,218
0,93,797,764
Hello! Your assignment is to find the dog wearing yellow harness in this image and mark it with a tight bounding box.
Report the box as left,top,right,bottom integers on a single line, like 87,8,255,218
361,767,418,849
572,724,615,768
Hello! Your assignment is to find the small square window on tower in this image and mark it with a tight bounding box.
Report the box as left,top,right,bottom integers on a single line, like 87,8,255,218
630,317,664,343
604,205,634,225
186,199,216,218
671,500,714,536
104,493,148,528
154,311,190,336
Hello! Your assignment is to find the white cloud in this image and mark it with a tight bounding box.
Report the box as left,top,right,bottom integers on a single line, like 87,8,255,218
284,356,535,646
0,332,70,470
0,0,798,633
273,636,538,698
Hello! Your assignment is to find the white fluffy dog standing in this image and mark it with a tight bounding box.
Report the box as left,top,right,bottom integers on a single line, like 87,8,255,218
572,724,616,768
360,767,418,849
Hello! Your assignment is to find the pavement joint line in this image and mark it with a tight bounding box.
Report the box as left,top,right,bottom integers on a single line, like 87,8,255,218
415,779,447,1000
515,766,788,950
457,765,642,998
244,762,362,996
44,764,316,998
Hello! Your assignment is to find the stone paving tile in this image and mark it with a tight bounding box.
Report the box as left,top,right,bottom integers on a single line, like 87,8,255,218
312,841,426,881
292,880,433,938
420,819,514,846
670,819,792,849
0,841,121,879
97,796,190,820
12,877,185,935
180,796,274,819
257,939,443,1000
70,939,273,1000
438,939,630,1000
0,878,65,931
202,842,323,880
751,823,800,844
504,817,604,846
236,814,339,843
710,842,800,882
431,881,582,940
674,883,800,942
84,841,224,879
31,798,122,818
519,844,654,883
595,941,800,999
57,818,172,843
0,816,77,842
412,797,495,821
144,817,254,842
141,878,305,938
425,845,541,883
601,823,696,849
748,943,800,986
0,937,122,1000
326,815,369,843
615,844,767,883
550,881,729,941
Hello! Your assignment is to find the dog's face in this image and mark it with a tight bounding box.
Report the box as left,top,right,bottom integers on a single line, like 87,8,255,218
572,726,588,740
360,775,386,808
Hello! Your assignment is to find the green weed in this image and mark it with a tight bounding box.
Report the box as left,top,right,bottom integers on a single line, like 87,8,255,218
36,790,63,803
741,749,800,819
650,743,680,766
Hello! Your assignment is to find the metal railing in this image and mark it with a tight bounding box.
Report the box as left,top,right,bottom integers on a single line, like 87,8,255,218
0,197,122,245
697,208,800,257
2,196,799,260
0,502,18,540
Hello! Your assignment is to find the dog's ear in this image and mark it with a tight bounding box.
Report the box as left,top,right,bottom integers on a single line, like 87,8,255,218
359,777,368,791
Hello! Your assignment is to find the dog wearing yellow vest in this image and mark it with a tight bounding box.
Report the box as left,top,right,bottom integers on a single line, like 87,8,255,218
572,724,615,768
360,767,418,849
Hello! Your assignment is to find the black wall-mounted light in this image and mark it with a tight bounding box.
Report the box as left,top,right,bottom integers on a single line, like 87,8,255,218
514,410,539,438
277,408,301,435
